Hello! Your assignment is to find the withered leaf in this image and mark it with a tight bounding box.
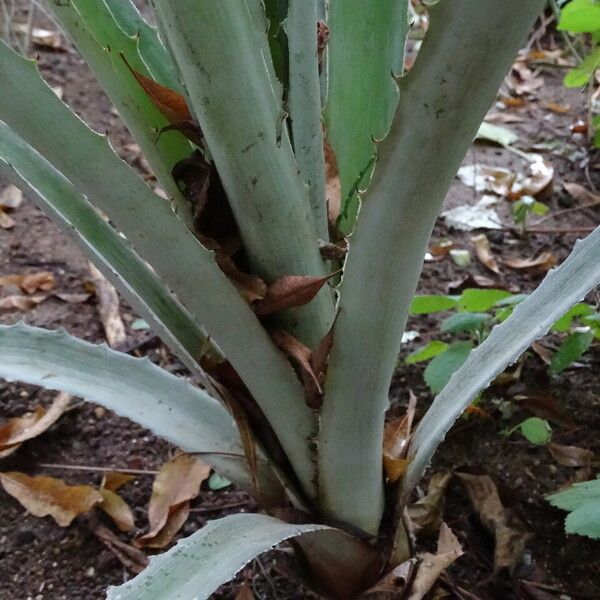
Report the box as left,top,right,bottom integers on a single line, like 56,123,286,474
324,141,341,227
102,471,135,493
215,253,267,303
98,488,135,532
0,472,102,527
0,208,15,229
254,273,333,317
514,393,575,429
471,234,501,275
544,102,570,114
271,329,322,409
235,582,255,600
0,271,55,294
383,392,417,483
138,501,190,549
456,471,530,572
127,64,192,124
547,443,596,468
407,473,452,536
54,292,91,304
88,263,126,348
407,523,463,600
563,182,600,205
0,294,47,312
364,558,417,598
136,454,210,546
312,328,334,384
91,521,148,574
0,184,23,209
0,392,71,456
509,159,554,200
503,251,557,273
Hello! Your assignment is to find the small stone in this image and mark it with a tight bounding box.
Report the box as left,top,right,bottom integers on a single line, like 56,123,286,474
93,407,106,419
85,566,95,578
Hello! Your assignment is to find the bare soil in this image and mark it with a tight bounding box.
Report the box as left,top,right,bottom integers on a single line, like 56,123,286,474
0,8,599,600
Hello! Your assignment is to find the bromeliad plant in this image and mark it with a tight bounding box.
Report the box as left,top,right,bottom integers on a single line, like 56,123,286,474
1,0,599,598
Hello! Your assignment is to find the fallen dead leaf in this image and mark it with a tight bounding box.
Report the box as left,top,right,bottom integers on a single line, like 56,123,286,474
456,164,515,196
0,472,102,527
407,473,452,536
570,120,587,135
383,392,417,483
441,196,502,231
497,95,527,107
0,393,71,458
0,185,23,209
509,159,554,200
215,253,267,303
103,472,135,493
447,274,519,293
235,582,255,600
547,443,596,468
254,273,334,317
0,271,55,294
364,558,417,598
312,328,335,384
0,208,15,229
98,487,135,532
503,251,557,273
324,141,341,227
139,501,190,549
456,471,530,572
485,111,528,124
513,394,575,429
544,102,570,114
88,263,126,347
14,24,62,50
136,454,210,548
505,61,544,96
407,523,463,600
91,521,148,573
563,182,600,204
0,294,47,311
54,292,91,304
531,341,553,365
471,234,501,275
271,329,322,409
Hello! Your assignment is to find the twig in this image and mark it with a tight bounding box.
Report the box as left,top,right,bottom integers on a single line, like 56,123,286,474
37,462,158,475
526,226,596,234
521,579,591,599
190,500,250,514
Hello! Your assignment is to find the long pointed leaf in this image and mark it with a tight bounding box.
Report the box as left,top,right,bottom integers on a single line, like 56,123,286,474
325,1,409,233
152,0,335,349
318,0,546,534
0,42,317,497
404,226,600,496
107,513,330,600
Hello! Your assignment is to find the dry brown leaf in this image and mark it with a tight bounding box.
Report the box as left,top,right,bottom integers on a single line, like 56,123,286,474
54,292,91,304
235,582,255,600
544,102,570,114
0,392,71,456
447,274,519,293
505,61,544,96
254,273,333,317
456,164,515,196
547,443,596,468
497,95,527,107
407,473,452,536
510,159,554,200
484,111,527,124
0,472,102,526
364,558,417,598
30,27,62,50
383,393,417,483
138,501,190,549
102,472,135,493
570,120,587,135
0,208,15,229
503,251,557,273
408,523,463,600
531,341,553,365
88,263,126,347
136,454,210,546
319,241,348,261
215,253,267,303
98,488,135,532
0,185,23,209
128,66,192,124
0,294,47,311
513,394,575,429
324,141,341,227
312,328,334,384
471,234,501,275
91,521,148,573
456,472,529,572
271,329,322,409
0,271,55,294
563,182,600,204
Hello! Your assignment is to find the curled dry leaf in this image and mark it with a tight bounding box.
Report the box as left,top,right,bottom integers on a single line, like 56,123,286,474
98,487,135,532
0,184,23,209
471,234,501,275
503,251,557,274
312,328,335,385
0,208,15,229
0,472,102,527
270,329,322,409
89,263,126,348
0,392,71,458
505,61,544,96
103,471,135,493
544,102,570,114
91,521,148,574
0,294,47,312
407,523,463,600
513,394,575,429
138,501,191,549
14,25,63,50
407,473,452,536
254,273,334,317
364,558,417,598
530,341,553,365
215,253,267,303
547,443,596,468
324,141,341,227
136,454,210,548
0,271,55,294
383,392,417,483
456,471,530,572
456,164,515,196
319,240,348,261
447,274,519,293
510,159,554,201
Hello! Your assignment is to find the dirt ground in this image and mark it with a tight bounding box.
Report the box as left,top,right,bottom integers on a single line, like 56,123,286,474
0,6,599,600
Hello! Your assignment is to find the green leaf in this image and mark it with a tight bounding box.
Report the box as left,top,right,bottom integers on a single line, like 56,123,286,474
410,295,459,315
405,340,449,364
459,289,512,312
107,514,330,600
565,503,600,538
558,0,600,32
424,342,473,394
494,294,527,307
326,0,410,232
405,224,600,497
476,122,518,146
208,473,232,491
564,47,600,87
551,303,594,332
518,417,552,445
441,312,490,334
548,479,600,540
549,330,594,374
